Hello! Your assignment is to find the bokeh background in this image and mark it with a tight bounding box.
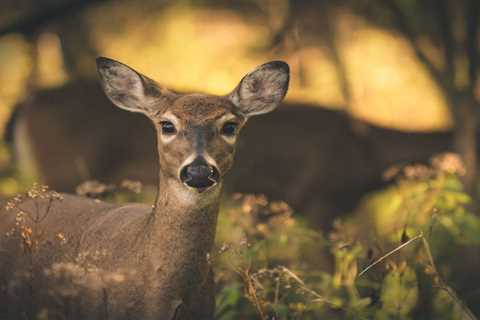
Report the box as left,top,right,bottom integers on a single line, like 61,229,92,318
1,1,480,319
0,0,460,131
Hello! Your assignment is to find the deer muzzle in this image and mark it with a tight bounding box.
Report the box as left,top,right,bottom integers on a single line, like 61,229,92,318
180,156,220,190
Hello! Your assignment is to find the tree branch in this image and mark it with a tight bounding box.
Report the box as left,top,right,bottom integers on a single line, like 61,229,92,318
320,7,352,107
432,0,455,87
466,0,480,93
378,0,448,92
266,0,296,50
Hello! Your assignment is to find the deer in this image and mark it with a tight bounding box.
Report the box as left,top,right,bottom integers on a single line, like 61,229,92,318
6,80,455,227
0,57,290,319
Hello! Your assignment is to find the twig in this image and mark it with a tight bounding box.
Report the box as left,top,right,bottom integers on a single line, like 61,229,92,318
279,266,340,308
273,276,280,306
358,233,423,277
421,237,478,320
238,267,267,320
358,230,477,319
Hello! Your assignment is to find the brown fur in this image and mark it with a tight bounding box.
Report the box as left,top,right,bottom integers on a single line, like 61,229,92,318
168,94,237,123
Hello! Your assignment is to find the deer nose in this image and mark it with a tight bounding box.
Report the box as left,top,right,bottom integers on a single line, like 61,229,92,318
180,156,220,190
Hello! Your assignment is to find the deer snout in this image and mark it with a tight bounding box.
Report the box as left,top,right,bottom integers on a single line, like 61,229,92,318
180,156,220,190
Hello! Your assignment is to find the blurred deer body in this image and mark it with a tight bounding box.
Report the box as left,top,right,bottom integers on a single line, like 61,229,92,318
7,81,455,225
0,58,290,319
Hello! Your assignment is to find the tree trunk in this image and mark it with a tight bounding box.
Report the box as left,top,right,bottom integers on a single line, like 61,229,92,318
452,93,478,201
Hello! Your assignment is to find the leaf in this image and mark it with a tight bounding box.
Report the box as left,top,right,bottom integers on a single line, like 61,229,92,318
432,290,465,319
438,211,480,245
271,303,290,318
216,283,243,314
379,266,418,317
401,228,410,244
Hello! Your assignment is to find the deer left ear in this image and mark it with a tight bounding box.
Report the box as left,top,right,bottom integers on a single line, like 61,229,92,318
96,57,175,116
229,61,289,117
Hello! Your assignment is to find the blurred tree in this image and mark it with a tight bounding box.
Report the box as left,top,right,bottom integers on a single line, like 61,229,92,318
262,0,480,198
55,12,99,80
0,0,108,86
266,0,353,111
348,0,480,199
0,0,107,38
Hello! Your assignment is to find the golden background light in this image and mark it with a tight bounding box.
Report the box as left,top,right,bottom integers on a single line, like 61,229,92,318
0,2,454,136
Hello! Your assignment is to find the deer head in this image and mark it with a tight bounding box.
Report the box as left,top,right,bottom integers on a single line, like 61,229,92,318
96,57,289,194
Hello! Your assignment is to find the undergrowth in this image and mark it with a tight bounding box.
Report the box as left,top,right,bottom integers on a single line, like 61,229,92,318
1,153,479,319
213,153,480,320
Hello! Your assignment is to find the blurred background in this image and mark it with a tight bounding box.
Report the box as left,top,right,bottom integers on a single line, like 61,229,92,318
1,0,480,222
1,0,479,218
1,1,480,318
0,0,463,130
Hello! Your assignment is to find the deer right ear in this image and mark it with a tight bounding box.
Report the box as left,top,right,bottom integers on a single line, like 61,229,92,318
229,61,290,117
96,57,173,115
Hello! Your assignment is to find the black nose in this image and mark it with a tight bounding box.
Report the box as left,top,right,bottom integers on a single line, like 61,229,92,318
180,156,220,189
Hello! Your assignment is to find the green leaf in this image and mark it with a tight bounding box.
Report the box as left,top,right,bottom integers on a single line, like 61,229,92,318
271,303,290,319
216,283,243,315
379,267,418,317
438,211,480,245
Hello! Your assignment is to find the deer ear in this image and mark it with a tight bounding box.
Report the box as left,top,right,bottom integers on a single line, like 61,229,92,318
229,61,289,117
96,57,174,115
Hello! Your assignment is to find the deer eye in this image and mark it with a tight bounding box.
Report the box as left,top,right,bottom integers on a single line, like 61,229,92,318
160,121,177,135
221,122,238,136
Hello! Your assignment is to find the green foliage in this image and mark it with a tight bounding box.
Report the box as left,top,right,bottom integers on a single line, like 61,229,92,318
377,264,418,319
214,157,480,319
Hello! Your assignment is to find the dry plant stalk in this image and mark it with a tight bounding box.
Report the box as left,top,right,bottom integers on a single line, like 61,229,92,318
358,232,477,320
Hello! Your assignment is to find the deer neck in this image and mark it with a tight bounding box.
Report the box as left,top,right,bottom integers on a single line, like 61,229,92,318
143,168,221,309
149,172,221,262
